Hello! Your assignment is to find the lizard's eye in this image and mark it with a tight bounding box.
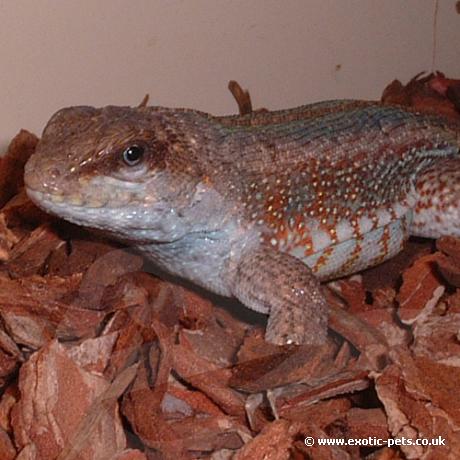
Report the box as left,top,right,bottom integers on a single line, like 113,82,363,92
122,145,144,166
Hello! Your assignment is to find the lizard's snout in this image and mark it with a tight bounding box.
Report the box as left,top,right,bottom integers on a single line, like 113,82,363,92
24,143,68,196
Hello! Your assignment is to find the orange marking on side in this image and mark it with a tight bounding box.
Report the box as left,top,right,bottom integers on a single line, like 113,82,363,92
340,239,363,274
312,246,335,273
369,223,392,267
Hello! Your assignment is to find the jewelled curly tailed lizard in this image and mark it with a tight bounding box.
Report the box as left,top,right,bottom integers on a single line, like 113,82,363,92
24,100,460,345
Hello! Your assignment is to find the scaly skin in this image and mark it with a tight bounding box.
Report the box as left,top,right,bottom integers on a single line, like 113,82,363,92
24,100,460,345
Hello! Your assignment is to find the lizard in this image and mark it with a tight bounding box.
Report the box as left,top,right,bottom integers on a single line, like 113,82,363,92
23,100,460,346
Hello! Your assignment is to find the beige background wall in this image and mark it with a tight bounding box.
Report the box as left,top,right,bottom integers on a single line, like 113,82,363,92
1,0,459,149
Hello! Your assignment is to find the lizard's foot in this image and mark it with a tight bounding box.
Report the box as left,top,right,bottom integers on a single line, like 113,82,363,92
265,300,328,346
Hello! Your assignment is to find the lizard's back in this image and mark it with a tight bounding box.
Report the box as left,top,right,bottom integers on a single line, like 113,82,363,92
210,102,460,279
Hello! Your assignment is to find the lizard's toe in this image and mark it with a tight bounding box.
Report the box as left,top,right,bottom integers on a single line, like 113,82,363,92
265,312,328,346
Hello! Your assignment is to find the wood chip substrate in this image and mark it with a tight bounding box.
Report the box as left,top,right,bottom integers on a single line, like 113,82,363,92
0,73,460,459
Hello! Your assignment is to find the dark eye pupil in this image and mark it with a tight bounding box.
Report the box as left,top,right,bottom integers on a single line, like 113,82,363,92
123,145,144,165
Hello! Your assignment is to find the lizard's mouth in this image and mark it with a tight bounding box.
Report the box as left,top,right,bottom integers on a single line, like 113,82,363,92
26,187,110,210
25,173,151,211
26,186,160,217
25,187,132,229
25,186,182,243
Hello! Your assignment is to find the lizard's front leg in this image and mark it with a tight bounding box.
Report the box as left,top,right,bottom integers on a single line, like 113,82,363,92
227,244,328,345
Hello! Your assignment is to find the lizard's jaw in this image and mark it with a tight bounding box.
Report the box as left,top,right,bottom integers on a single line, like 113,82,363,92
25,187,185,244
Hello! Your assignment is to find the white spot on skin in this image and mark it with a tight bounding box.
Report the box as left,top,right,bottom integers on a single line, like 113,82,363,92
78,158,93,167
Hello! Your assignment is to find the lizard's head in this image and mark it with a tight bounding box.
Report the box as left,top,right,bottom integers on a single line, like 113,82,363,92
25,105,216,242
